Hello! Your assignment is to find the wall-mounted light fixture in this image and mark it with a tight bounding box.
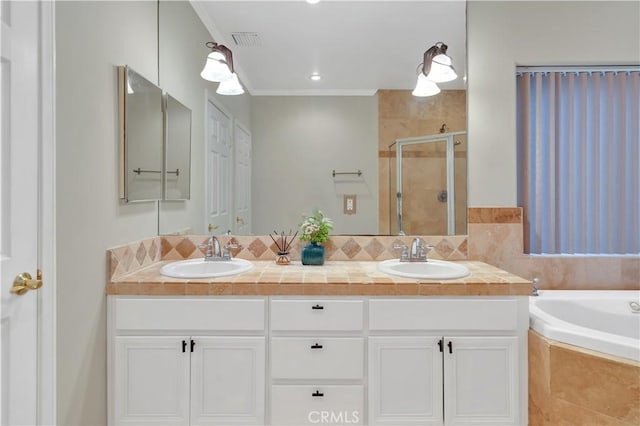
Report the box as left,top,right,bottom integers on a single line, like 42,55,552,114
200,41,244,96
412,42,457,97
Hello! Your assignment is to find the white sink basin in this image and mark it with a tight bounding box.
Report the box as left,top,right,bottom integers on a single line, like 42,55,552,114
160,258,254,279
377,259,470,280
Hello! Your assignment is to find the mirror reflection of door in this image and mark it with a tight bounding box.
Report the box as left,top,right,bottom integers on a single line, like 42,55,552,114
205,95,232,234
234,122,252,235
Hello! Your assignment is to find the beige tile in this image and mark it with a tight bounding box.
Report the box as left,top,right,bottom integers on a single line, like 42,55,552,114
139,283,185,296
255,283,280,295
186,282,209,295
276,284,305,295
550,344,640,424
528,331,551,407
621,258,640,289
550,398,631,426
232,283,258,295
209,283,232,295
528,395,551,426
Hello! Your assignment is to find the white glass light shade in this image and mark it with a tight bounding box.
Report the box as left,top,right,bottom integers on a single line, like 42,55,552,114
425,53,457,83
412,73,441,97
200,51,233,82
216,73,244,96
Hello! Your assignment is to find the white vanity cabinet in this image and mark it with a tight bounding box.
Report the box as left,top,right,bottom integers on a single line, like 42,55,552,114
269,298,365,425
368,298,527,426
108,295,528,426
108,297,266,425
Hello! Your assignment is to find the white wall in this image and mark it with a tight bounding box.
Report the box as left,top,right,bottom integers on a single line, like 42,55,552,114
467,0,640,206
56,2,157,424
251,96,379,235
55,1,250,424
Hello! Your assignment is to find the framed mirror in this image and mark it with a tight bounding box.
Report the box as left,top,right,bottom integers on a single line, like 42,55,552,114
118,66,163,202
164,94,192,201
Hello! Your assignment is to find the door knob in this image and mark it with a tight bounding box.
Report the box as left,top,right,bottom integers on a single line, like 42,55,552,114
236,216,245,225
208,224,219,232
11,270,43,295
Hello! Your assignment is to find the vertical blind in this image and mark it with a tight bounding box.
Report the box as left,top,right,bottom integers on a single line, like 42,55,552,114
516,69,639,254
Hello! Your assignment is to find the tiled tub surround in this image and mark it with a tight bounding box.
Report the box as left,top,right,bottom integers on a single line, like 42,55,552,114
529,330,640,426
468,207,640,290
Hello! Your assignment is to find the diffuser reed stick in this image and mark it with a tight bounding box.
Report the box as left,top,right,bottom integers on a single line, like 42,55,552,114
271,230,298,265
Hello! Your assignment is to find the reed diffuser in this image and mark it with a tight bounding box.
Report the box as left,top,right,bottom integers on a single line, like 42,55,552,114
269,230,298,265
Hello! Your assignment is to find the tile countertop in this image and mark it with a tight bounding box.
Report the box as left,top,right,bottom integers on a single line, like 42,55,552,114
106,260,532,296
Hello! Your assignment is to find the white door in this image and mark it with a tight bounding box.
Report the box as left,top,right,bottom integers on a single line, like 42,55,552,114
205,96,233,235
113,336,190,425
190,336,265,425
368,336,443,425
443,337,519,425
233,122,251,234
0,1,41,424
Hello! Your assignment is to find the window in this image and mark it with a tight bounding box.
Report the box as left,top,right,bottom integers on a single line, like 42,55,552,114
516,68,639,255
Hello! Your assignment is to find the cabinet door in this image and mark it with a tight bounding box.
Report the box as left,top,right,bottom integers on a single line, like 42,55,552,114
190,336,265,425
444,337,518,425
369,337,443,425
113,336,190,425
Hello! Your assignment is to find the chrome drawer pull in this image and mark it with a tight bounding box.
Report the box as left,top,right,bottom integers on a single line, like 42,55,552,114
312,390,324,397
311,304,324,310
310,343,323,349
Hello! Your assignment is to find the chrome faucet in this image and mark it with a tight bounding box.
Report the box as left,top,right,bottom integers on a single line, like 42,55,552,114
531,278,540,296
199,235,238,261
394,237,433,262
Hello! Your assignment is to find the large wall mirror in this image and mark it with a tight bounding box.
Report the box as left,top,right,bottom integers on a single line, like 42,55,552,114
157,0,467,236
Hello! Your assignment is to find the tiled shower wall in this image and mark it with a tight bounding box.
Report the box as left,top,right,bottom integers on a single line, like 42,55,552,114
378,89,467,234
468,208,639,290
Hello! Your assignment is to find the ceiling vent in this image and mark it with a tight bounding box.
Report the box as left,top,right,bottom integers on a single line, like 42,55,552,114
231,32,261,47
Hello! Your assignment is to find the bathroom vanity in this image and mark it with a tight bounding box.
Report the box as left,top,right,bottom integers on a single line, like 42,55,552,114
107,259,530,426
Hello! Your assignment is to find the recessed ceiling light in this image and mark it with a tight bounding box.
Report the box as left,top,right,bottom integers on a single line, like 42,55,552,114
309,73,322,81
306,0,321,4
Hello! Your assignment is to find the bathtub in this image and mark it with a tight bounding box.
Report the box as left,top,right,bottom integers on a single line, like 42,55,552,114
529,290,640,362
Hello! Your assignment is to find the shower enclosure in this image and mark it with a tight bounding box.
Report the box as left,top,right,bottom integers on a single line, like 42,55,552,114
389,131,467,235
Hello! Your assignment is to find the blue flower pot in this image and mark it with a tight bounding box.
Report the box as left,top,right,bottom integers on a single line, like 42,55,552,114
301,242,325,265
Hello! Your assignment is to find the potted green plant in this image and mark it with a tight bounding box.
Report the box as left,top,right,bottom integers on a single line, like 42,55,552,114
299,209,333,265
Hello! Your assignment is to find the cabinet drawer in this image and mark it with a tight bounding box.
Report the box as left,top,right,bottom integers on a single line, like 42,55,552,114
113,298,265,332
270,299,363,331
271,385,363,425
271,337,364,380
369,299,518,331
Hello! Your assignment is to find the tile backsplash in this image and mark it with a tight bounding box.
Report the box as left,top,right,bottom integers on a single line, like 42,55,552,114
108,234,468,281
107,207,638,290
